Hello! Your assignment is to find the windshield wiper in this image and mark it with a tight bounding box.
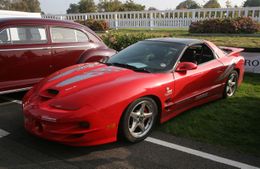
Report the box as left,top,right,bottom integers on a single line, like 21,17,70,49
106,62,151,73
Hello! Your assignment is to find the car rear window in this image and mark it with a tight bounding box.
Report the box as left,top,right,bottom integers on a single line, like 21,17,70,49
50,27,89,43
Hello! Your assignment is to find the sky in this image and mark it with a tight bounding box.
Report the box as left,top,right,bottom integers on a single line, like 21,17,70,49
39,0,245,14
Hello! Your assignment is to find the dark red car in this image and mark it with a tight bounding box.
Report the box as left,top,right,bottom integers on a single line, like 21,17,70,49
0,18,116,94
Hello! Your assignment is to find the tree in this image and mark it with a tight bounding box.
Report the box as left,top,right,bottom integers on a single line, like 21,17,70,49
148,7,157,11
97,0,122,12
243,0,260,7
226,0,232,8
203,0,221,8
176,0,200,9
78,0,96,13
26,0,41,12
67,3,80,14
10,0,41,12
120,0,145,11
0,0,11,10
0,0,41,12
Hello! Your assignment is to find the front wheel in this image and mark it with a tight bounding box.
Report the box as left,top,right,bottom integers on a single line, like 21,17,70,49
223,70,238,98
120,97,158,143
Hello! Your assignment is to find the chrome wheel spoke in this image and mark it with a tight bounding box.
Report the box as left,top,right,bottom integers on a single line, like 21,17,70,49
139,122,145,132
230,75,235,81
226,72,237,97
144,112,153,120
130,120,138,132
140,103,146,113
226,86,230,92
130,111,139,120
230,82,236,86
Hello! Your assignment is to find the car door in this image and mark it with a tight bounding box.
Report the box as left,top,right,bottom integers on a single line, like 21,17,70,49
172,43,224,114
49,26,93,72
0,25,52,91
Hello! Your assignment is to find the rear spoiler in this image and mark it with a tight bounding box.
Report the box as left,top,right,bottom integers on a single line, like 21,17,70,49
219,46,244,57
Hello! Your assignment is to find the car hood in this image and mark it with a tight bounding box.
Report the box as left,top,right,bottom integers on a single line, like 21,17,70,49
37,62,159,98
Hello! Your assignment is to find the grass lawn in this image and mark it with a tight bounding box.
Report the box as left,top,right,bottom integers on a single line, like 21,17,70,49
159,73,260,156
105,28,260,48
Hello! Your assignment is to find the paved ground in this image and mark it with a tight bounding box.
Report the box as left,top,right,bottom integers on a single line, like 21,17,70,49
0,92,260,169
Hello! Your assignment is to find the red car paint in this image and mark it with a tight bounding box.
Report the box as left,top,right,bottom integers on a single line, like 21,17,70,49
23,38,244,146
0,18,116,94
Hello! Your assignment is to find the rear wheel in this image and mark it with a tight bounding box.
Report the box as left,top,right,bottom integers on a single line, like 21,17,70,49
121,97,158,143
223,70,238,98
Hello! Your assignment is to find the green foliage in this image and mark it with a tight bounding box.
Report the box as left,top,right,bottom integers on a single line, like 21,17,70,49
121,0,145,11
79,0,96,13
97,0,145,12
0,0,41,12
203,0,221,8
159,73,260,156
101,31,162,51
148,7,157,11
97,0,123,12
176,0,201,9
66,3,80,14
0,0,11,10
76,19,109,31
244,0,260,7
67,0,96,13
225,0,232,8
189,17,260,34
25,0,41,12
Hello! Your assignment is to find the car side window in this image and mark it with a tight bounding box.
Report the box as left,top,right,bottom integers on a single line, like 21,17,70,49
0,29,11,44
180,44,215,65
50,27,89,43
200,44,215,64
0,26,47,45
180,45,203,64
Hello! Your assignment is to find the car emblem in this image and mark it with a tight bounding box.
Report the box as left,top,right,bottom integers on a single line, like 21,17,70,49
165,87,173,95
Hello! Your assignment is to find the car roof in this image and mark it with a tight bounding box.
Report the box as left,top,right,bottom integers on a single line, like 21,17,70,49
145,38,204,46
0,17,97,36
0,17,76,24
0,17,83,27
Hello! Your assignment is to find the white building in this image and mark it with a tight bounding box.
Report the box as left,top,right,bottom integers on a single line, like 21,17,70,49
0,9,41,18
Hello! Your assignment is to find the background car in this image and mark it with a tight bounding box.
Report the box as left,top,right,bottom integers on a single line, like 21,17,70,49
23,38,244,146
0,18,116,94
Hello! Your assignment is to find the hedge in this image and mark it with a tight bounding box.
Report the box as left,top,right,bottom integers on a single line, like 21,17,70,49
100,32,164,51
76,19,109,31
189,17,260,34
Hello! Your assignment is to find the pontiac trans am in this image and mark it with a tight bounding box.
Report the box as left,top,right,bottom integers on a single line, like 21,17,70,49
22,38,244,146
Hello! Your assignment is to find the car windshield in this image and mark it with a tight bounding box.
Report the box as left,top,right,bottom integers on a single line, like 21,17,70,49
107,41,185,73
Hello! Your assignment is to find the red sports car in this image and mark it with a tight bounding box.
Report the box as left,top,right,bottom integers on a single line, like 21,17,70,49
23,38,244,146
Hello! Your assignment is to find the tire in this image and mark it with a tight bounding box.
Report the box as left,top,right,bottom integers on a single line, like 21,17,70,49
120,97,158,143
223,70,239,98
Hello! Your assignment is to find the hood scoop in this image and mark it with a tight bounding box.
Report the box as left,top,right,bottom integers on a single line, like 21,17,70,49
39,89,59,101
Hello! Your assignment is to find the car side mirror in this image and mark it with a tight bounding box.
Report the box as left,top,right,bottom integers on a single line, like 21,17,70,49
175,62,197,72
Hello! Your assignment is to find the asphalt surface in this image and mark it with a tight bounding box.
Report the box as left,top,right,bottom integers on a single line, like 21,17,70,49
0,92,260,169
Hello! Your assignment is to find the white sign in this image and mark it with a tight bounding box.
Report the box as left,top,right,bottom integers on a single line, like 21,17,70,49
241,52,260,74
